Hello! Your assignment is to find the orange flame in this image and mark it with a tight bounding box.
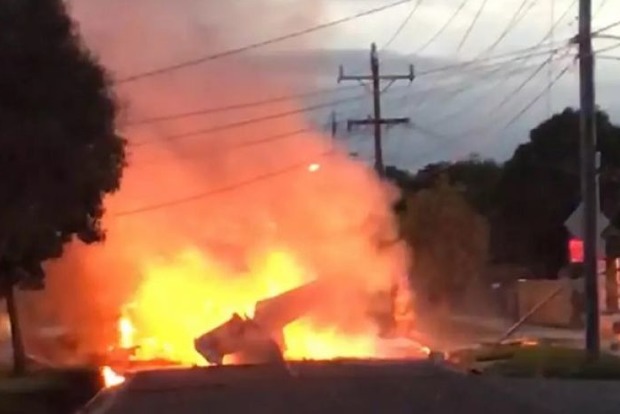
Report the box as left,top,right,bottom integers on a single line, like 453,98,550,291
101,366,125,388
112,247,385,365
118,311,135,350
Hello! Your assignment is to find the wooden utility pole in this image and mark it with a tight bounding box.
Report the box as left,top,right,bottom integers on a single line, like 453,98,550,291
337,43,414,177
578,0,600,359
330,111,338,139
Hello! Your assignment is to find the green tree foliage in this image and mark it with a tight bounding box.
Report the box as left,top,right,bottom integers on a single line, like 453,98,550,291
401,177,489,306
388,108,620,278
0,0,126,374
390,156,503,215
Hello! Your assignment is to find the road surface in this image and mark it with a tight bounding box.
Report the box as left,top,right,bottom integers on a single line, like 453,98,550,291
80,358,620,414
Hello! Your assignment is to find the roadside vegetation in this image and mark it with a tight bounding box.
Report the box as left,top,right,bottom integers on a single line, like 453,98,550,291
450,344,620,380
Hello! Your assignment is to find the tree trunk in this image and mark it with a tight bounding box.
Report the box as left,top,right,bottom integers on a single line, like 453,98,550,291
6,285,26,376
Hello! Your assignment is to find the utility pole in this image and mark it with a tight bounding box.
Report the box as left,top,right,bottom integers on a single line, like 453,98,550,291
338,43,414,177
578,0,600,359
330,111,338,139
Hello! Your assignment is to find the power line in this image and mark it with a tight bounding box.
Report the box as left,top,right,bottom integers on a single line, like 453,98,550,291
597,55,620,61
416,1,576,115
417,56,572,152
115,64,576,219
130,93,367,147
478,0,537,58
123,84,360,127
113,152,333,217
419,39,570,76
131,126,323,168
413,0,471,55
547,0,556,116
594,41,620,55
592,19,620,36
414,43,569,113
125,39,573,129
123,42,566,134
116,0,413,84
131,59,552,164
423,49,572,127
381,0,425,50
490,50,573,115
501,62,573,130
129,46,565,149
457,0,490,52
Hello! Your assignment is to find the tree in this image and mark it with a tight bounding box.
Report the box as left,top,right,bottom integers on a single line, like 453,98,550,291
0,1,126,375
493,108,620,274
401,176,489,310
386,157,503,217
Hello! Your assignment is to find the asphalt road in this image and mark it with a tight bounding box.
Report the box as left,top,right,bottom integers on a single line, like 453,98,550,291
82,358,620,414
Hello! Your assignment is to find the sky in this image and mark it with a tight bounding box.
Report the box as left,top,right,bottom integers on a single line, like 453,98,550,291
318,0,620,167
70,0,620,171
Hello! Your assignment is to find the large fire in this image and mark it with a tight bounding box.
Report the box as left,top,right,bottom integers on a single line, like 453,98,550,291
98,247,417,388
112,247,383,366
20,0,427,391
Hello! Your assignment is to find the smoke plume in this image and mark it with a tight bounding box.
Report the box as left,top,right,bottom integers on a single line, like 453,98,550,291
21,0,410,361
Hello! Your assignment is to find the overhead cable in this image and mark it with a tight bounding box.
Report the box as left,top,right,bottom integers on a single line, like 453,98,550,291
117,0,413,84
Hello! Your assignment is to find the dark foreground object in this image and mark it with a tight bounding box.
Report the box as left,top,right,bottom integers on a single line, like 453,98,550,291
79,359,620,414
0,368,102,414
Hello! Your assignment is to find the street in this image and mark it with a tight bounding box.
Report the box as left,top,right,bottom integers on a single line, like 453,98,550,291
82,359,620,414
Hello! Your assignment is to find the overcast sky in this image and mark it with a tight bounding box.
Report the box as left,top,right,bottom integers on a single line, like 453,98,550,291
304,0,620,169
73,0,620,171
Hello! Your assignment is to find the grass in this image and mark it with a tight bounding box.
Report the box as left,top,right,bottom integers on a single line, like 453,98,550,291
486,345,620,380
448,342,620,380
0,366,103,414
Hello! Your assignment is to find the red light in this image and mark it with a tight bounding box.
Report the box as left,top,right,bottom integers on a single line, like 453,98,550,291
569,238,584,263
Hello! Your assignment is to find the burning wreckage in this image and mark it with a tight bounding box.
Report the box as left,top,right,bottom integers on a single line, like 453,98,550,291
95,276,419,387
192,277,420,366
194,279,327,366
107,280,412,372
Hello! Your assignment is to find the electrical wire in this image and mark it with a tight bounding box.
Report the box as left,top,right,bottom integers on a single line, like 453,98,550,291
129,125,327,169
501,62,573,130
123,84,360,127
121,42,568,137
418,38,570,77
477,0,537,58
488,49,573,115
457,0,490,52
413,0,471,55
113,151,334,217
547,0,557,116
130,93,367,147
114,61,575,218
128,46,567,151
594,41,620,55
116,0,413,84
415,1,576,116
131,126,326,168
124,38,573,129
592,19,620,36
414,42,569,112
382,0,425,50
422,49,572,127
